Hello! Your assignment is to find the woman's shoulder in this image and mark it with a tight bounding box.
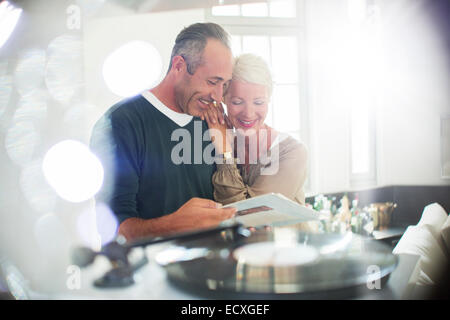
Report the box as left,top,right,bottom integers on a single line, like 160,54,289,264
275,132,308,157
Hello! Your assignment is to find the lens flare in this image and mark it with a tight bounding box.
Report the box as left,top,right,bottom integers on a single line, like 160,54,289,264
0,1,22,50
5,121,40,167
14,49,46,96
42,140,104,203
20,160,57,214
0,69,12,118
45,34,83,104
94,203,118,245
102,40,162,97
13,89,48,124
76,206,101,250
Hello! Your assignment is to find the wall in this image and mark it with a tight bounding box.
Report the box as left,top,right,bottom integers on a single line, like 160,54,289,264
375,0,449,187
304,0,450,195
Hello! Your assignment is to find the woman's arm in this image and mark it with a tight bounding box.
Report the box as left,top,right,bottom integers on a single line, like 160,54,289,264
213,139,308,205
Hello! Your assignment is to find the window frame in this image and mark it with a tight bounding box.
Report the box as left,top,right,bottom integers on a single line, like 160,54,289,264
205,1,310,192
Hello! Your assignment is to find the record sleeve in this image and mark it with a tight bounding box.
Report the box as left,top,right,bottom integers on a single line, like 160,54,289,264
221,193,322,228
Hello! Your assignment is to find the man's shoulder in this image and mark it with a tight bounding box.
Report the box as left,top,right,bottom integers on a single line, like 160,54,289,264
91,94,154,138
106,94,152,118
101,94,167,131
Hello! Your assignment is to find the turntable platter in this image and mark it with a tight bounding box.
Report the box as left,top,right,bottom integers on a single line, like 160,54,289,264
155,227,398,297
232,242,319,267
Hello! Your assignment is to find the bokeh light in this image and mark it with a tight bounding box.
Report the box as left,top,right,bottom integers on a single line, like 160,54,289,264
33,213,70,259
76,206,102,250
102,40,162,97
0,1,22,50
4,121,41,167
20,160,57,214
0,261,29,300
0,61,12,119
12,89,48,124
14,49,46,96
75,0,105,18
45,35,83,104
62,102,102,142
76,203,118,248
42,140,104,203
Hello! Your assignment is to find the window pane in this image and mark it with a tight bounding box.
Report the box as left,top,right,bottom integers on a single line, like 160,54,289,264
211,5,240,16
271,36,298,83
241,2,268,17
272,84,300,132
269,0,296,18
231,35,242,56
351,106,370,174
242,36,270,65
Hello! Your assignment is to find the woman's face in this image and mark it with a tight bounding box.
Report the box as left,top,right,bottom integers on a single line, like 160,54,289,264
224,80,269,136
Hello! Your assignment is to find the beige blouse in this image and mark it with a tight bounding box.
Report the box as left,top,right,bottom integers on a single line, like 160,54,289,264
212,134,308,206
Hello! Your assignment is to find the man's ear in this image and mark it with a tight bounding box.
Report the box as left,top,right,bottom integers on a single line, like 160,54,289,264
171,55,186,73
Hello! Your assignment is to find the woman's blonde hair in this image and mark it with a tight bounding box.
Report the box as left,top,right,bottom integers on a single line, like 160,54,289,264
231,53,273,97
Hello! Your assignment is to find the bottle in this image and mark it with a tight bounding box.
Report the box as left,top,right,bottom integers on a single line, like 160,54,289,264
313,194,324,212
330,196,337,216
338,194,351,232
350,194,361,233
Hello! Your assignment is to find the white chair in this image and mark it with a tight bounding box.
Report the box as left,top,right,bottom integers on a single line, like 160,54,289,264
387,203,449,299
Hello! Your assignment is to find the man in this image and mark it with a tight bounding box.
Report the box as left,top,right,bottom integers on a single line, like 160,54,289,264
90,23,236,242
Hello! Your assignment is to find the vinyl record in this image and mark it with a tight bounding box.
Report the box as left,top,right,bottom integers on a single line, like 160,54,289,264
155,225,398,298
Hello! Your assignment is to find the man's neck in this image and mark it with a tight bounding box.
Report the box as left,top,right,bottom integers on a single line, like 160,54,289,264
150,79,183,114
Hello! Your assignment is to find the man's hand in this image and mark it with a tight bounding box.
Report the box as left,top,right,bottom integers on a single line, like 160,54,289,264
169,197,237,231
118,198,237,241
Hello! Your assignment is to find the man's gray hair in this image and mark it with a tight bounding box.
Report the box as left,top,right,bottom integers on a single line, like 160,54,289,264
168,22,231,75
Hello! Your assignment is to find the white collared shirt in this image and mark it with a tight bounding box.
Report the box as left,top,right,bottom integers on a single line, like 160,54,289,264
141,90,193,127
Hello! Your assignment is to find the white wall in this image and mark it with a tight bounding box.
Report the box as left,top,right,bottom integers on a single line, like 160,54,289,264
305,0,450,195
375,0,449,187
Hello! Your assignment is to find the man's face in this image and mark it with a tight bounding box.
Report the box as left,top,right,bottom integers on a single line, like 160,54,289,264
174,39,233,118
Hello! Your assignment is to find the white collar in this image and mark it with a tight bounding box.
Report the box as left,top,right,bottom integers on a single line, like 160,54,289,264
141,90,193,127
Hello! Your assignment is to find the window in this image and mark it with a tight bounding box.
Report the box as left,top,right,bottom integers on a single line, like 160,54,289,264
348,0,379,187
350,105,377,185
207,0,309,191
207,0,306,143
212,0,296,18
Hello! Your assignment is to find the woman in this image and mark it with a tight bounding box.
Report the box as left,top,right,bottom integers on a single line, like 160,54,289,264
203,53,308,206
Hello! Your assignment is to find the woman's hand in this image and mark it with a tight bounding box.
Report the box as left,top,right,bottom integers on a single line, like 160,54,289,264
202,101,234,155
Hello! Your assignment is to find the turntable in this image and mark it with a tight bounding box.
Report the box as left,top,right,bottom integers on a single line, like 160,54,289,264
72,222,398,299
154,223,398,299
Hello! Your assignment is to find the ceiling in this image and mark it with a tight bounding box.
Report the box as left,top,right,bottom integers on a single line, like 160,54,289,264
8,0,262,13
